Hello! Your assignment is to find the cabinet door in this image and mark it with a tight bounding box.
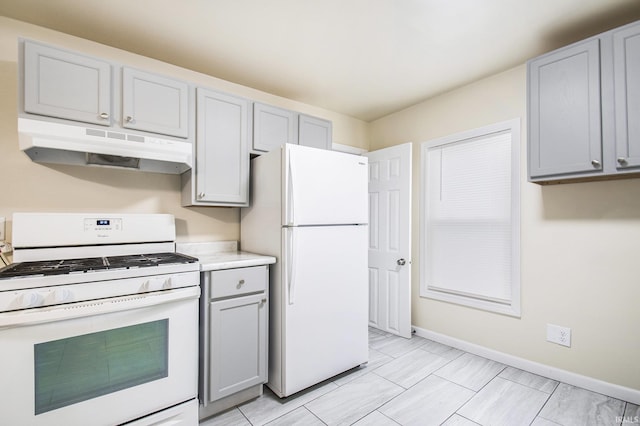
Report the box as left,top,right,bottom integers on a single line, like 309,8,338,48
208,293,267,402
298,114,332,150
23,41,111,126
196,88,250,205
122,68,190,138
528,39,602,179
253,102,297,152
613,22,640,170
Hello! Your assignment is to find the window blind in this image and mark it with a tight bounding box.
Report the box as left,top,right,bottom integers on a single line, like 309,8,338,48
425,130,513,303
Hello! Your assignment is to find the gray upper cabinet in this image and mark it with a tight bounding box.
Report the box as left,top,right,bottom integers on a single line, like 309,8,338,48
122,68,190,138
613,23,640,170
298,113,332,150
528,39,603,180
23,41,112,126
186,87,250,206
23,41,193,141
251,102,332,153
528,20,640,184
253,102,297,152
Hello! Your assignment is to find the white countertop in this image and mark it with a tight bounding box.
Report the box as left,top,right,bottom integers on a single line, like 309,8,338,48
175,241,276,272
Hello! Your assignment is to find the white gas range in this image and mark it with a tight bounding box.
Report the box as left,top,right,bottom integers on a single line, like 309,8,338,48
0,212,200,425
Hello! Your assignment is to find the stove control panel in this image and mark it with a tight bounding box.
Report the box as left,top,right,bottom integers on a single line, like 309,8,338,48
84,217,123,234
0,271,199,313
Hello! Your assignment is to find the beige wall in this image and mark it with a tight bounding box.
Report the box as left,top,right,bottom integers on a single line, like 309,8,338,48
0,17,369,250
370,64,640,391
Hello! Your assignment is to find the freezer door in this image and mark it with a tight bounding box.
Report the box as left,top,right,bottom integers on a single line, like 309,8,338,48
284,144,368,226
280,225,368,397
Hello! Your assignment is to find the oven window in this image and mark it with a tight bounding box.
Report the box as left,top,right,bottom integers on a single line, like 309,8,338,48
34,319,168,415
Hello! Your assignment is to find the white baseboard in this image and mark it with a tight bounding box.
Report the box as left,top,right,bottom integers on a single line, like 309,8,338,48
412,325,640,405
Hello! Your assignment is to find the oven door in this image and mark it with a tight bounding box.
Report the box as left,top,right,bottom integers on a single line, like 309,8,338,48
0,286,199,426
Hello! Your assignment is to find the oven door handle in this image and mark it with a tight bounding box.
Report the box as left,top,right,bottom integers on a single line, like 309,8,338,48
0,286,200,329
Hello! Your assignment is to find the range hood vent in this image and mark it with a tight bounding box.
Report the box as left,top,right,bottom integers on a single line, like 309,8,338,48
18,118,192,174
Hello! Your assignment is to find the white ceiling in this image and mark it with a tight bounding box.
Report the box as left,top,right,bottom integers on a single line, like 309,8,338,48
2,0,640,122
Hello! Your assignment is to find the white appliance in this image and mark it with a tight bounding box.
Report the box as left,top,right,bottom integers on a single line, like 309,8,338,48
18,118,192,174
241,144,369,398
0,213,200,425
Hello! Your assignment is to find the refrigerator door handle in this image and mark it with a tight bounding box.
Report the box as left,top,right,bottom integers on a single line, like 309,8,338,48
287,228,297,305
287,149,296,226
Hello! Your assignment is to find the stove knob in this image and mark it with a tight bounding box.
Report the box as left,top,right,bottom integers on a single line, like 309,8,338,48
162,278,173,289
21,292,44,308
52,288,72,304
141,278,167,292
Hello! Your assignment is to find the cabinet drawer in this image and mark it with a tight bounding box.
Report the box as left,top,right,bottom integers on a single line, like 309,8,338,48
210,266,267,299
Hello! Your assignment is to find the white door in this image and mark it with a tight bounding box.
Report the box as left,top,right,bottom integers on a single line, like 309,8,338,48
284,144,368,226
366,143,412,338
281,225,368,397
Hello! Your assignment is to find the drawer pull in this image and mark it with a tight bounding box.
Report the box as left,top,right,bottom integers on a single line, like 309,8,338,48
237,279,245,288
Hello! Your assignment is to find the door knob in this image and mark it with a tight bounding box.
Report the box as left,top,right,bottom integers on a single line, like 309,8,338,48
397,258,406,266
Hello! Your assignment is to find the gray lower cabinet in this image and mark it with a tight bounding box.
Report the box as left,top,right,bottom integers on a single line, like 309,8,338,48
528,19,640,184
121,67,190,138
200,266,268,418
183,88,250,206
252,102,332,153
23,41,112,126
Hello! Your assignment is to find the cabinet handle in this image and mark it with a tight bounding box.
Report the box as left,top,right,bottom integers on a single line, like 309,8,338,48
617,157,628,166
591,159,601,168
197,192,205,199
125,116,134,123
261,297,267,303
238,279,245,286
99,112,109,120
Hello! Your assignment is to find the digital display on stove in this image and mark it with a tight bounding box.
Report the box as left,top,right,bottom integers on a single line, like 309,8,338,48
96,220,110,226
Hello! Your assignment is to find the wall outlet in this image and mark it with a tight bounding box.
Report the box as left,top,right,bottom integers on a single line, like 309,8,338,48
0,217,5,241
547,323,571,347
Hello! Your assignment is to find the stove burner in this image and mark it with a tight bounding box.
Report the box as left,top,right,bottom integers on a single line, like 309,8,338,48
0,253,198,279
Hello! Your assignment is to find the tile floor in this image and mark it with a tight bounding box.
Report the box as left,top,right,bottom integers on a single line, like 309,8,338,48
200,328,639,426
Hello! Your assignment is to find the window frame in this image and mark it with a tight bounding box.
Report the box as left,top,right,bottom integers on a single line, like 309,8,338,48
419,119,521,317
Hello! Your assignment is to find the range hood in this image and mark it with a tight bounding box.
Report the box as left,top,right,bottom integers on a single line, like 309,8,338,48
18,118,193,174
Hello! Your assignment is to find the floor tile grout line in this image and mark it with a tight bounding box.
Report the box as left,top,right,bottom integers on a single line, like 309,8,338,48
238,407,253,426
366,346,454,386
524,387,554,426
306,371,405,426
497,371,559,395
446,376,482,425
375,409,402,425
303,405,328,426
356,371,425,419
240,381,339,426
447,412,482,426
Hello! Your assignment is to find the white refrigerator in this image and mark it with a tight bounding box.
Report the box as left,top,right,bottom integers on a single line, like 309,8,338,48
241,144,369,398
